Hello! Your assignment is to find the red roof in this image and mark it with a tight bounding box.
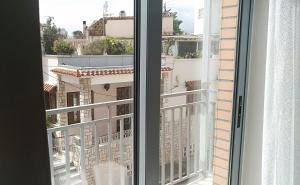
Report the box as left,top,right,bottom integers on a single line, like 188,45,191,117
44,83,56,92
51,67,172,77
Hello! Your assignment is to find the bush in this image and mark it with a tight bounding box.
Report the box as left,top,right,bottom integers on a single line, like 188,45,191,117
104,37,126,55
124,41,134,55
53,39,75,55
81,40,105,55
81,37,133,55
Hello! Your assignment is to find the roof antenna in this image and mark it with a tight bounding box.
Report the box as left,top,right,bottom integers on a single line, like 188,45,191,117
103,1,109,17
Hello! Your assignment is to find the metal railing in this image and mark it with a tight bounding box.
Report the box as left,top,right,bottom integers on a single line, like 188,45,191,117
46,89,216,185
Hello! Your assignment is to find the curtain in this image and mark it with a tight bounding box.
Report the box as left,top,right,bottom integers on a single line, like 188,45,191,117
262,0,300,185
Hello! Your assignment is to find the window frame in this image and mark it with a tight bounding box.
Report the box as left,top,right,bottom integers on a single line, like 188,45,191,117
134,0,163,184
1,0,253,184
1,0,52,184
229,0,254,184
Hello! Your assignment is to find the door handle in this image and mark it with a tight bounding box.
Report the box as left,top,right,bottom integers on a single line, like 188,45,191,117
237,96,243,128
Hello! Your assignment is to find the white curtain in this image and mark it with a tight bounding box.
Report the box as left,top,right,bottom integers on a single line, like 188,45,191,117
262,0,300,184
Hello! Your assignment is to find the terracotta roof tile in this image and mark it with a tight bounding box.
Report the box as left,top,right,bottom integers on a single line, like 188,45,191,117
43,83,56,92
51,67,172,77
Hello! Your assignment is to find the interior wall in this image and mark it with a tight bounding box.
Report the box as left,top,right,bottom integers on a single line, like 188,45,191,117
0,0,51,184
241,0,269,184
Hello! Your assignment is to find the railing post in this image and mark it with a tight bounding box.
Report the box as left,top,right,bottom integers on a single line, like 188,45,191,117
64,129,71,185
108,105,113,185
161,111,165,185
178,107,183,180
208,101,216,173
170,109,174,183
119,119,125,185
80,125,86,183
194,104,200,173
131,116,134,185
186,105,191,177
47,132,55,185
94,123,100,165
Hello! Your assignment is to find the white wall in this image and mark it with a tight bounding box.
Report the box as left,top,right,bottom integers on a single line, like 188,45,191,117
105,16,174,38
105,19,134,38
91,74,133,85
42,56,59,85
241,0,269,184
92,82,133,136
165,56,219,106
162,16,174,35
64,80,133,137
194,0,204,35
194,0,221,35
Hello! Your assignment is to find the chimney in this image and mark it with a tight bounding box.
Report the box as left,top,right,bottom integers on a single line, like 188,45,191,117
119,10,126,17
83,21,87,38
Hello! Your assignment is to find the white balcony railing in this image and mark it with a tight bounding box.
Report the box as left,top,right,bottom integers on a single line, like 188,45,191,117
46,89,216,185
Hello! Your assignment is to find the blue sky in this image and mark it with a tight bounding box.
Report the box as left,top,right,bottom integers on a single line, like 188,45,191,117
39,0,195,35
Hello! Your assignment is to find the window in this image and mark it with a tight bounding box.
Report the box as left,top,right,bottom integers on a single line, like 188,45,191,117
116,86,132,131
159,0,245,184
67,92,80,124
41,0,135,183
0,0,252,184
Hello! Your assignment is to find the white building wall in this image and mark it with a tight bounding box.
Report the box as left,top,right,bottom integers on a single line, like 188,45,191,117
105,16,174,38
63,80,133,137
164,56,219,120
162,16,174,35
105,19,134,38
42,56,59,85
194,0,221,35
91,74,133,85
92,82,133,136
194,0,205,35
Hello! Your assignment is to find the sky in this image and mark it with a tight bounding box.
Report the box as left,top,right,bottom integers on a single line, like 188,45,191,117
39,0,196,35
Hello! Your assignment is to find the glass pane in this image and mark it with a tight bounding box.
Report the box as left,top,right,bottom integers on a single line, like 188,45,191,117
159,0,240,184
39,0,135,184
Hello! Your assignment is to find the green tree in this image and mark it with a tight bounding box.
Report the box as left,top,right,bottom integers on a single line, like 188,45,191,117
81,40,106,55
163,37,175,55
104,37,126,55
81,37,133,55
173,12,183,35
124,41,134,55
53,39,75,55
73,30,84,39
42,17,67,54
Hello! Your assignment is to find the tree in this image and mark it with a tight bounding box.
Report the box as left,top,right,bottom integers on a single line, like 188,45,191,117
104,37,126,55
124,41,134,55
42,17,67,54
173,12,183,35
81,40,106,55
53,39,75,55
73,30,84,39
81,37,133,55
163,37,175,55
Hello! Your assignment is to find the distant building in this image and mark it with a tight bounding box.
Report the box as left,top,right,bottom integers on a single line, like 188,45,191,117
84,11,174,39
194,0,221,36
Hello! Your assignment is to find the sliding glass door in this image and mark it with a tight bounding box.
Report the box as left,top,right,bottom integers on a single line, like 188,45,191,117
39,0,135,184
157,0,248,184
37,0,251,184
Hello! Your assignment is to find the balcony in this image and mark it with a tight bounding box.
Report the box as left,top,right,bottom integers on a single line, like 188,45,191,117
46,89,216,185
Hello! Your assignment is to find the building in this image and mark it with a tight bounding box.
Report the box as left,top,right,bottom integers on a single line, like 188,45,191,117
85,11,174,40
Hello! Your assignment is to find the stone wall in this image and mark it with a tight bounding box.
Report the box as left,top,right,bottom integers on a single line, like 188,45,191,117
57,75,68,125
